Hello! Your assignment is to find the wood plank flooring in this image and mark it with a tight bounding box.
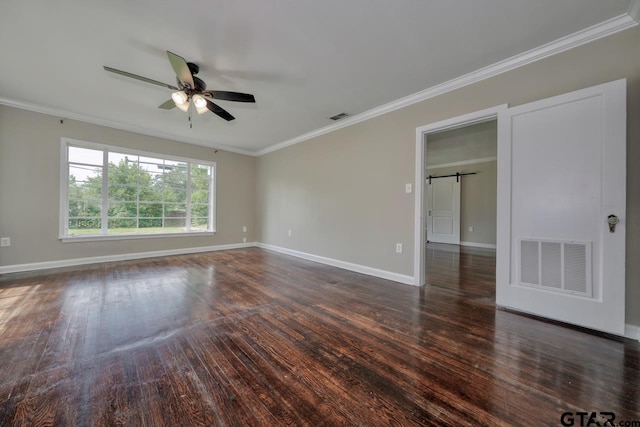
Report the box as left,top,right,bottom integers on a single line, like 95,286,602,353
0,246,638,426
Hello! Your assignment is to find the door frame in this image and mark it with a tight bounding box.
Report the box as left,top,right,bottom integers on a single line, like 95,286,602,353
414,104,507,286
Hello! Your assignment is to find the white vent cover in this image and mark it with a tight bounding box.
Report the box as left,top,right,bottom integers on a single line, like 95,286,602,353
519,239,592,297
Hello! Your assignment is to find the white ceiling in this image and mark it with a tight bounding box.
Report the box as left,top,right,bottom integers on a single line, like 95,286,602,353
0,0,635,154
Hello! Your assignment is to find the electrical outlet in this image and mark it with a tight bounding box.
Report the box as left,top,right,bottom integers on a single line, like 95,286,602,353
469,226,474,232
0,237,10,247
242,226,247,233
242,237,247,243
405,183,412,193
395,243,403,253
288,229,292,237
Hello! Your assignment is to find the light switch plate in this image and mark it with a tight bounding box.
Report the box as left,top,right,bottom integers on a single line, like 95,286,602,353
405,183,412,193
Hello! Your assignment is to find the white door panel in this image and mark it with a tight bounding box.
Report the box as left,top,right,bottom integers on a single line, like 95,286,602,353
426,176,460,244
496,79,626,335
433,217,453,234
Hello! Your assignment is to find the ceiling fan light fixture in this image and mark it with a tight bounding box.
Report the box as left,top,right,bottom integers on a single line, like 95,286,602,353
193,95,208,114
104,51,255,123
193,94,206,108
171,90,188,105
175,100,190,112
195,103,208,115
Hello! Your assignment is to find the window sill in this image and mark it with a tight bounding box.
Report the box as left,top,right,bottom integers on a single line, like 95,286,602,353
60,231,216,243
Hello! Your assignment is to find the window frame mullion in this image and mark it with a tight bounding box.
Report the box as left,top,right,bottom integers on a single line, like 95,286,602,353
101,149,109,235
186,162,192,232
136,156,140,232
209,165,215,232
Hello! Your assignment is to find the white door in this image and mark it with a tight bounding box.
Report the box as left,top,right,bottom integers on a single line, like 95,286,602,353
426,176,460,244
496,79,626,335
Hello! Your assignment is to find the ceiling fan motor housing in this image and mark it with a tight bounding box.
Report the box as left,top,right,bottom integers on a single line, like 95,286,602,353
192,76,206,91
187,62,199,75
177,76,206,92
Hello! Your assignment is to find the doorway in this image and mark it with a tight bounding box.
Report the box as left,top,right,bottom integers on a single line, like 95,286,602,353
423,119,498,296
425,120,497,247
413,80,626,336
413,105,505,288
424,119,498,297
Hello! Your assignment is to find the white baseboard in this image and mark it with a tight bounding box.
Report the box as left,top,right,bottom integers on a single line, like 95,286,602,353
0,242,258,275
1,242,416,287
625,323,640,341
257,243,416,286
3,241,637,340
460,241,497,249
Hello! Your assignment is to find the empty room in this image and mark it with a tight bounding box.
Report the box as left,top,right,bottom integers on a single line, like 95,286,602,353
1,1,639,425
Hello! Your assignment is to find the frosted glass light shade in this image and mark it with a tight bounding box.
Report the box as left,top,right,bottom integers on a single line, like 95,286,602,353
175,101,189,112
193,94,206,108
193,95,208,114
171,91,188,105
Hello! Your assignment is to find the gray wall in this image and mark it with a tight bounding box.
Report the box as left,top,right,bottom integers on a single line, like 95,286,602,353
0,106,256,266
256,117,415,275
426,161,497,246
426,120,497,168
257,26,640,326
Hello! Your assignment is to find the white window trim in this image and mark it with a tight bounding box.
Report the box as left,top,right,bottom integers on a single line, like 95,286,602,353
59,137,216,241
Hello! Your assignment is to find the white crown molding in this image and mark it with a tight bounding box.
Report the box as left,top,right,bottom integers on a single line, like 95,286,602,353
257,243,416,286
0,242,256,275
427,156,497,170
0,97,256,157
256,11,639,157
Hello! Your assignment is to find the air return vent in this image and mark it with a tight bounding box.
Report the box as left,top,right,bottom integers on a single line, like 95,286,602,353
519,239,592,297
329,112,349,121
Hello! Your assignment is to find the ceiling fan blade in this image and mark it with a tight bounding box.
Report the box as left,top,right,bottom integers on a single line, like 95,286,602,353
166,51,195,89
206,100,235,121
158,99,176,109
205,90,255,103
103,66,178,90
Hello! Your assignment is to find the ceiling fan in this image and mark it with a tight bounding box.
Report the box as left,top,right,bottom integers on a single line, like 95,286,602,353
104,51,255,122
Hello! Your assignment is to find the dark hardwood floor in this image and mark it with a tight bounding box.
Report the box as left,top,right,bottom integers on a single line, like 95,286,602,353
0,246,638,426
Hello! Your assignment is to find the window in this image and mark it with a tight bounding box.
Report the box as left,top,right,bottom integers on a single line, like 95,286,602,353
60,138,215,240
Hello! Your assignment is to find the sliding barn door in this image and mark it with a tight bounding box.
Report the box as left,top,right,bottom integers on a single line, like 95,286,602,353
426,176,460,244
496,79,626,335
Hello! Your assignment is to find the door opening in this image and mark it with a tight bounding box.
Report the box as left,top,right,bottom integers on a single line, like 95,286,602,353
414,80,626,336
423,119,498,296
414,105,505,288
